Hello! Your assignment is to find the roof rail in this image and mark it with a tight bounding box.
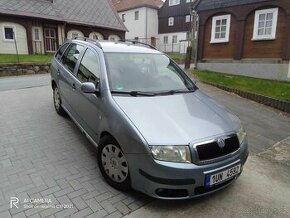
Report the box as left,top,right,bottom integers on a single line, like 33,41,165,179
119,40,157,50
73,37,102,49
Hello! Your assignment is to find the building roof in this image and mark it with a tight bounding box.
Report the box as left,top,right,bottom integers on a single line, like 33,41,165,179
112,0,163,12
195,0,271,11
0,0,126,31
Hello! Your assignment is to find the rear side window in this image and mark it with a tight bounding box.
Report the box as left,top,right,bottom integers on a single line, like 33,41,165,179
61,43,85,73
77,49,100,84
55,43,69,60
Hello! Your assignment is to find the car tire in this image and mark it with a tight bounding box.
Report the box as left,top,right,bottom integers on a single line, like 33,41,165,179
97,136,131,190
53,86,66,116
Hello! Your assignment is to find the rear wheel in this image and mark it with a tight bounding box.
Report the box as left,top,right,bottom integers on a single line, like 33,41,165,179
53,86,66,116
98,136,131,190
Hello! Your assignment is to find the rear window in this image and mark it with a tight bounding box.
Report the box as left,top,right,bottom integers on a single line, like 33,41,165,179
61,43,85,73
55,43,69,60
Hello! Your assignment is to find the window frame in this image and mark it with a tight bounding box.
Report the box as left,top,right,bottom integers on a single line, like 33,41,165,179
172,35,178,44
76,48,101,85
32,27,41,41
163,36,168,44
3,25,16,42
61,43,85,74
168,17,174,26
122,14,126,22
210,14,231,44
135,11,139,20
186,15,191,23
252,8,279,41
55,42,69,61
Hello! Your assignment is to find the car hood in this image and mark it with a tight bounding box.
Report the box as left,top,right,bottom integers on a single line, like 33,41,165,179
113,90,241,145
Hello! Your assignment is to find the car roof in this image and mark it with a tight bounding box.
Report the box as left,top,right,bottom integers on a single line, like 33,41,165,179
71,39,162,54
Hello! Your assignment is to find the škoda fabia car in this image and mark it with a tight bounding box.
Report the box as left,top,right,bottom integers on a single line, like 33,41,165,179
50,38,248,199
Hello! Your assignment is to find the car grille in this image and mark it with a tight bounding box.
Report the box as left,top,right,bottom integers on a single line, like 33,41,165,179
196,135,240,162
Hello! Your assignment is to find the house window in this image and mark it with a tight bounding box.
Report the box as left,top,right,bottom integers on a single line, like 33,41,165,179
168,17,174,26
186,32,192,40
210,14,231,43
172,35,177,43
3,26,15,41
135,11,139,20
163,36,168,44
253,8,278,40
186,15,191,23
32,27,41,41
122,14,125,22
186,0,192,3
169,0,180,6
72,32,79,38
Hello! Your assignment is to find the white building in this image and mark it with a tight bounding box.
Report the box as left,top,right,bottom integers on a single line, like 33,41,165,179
112,0,163,44
157,0,195,53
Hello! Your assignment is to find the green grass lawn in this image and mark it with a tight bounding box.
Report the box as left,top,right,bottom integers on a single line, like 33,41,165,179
0,54,54,64
166,52,186,61
192,70,290,102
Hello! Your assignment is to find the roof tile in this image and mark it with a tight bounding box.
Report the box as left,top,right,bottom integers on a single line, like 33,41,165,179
0,0,126,31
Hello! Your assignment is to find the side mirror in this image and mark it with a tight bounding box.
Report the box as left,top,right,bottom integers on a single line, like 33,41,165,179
81,82,98,94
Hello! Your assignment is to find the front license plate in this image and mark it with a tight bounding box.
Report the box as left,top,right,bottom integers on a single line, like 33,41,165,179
205,164,241,188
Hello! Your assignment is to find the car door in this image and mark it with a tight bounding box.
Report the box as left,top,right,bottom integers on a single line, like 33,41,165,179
58,43,85,114
70,48,102,140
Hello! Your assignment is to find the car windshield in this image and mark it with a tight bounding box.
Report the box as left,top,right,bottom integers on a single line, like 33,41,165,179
105,53,196,95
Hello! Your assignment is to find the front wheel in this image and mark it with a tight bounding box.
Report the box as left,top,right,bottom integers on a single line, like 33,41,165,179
98,136,131,190
53,86,66,116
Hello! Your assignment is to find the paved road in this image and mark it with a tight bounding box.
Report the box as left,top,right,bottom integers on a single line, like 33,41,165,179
197,82,290,154
0,75,289,218
126,155,290,218
1,74,289,154
0,74,50,91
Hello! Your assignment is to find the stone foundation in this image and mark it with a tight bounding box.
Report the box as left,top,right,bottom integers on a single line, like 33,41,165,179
0,63,50,77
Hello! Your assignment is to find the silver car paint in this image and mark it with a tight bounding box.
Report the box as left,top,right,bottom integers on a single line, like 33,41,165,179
51,40,248,199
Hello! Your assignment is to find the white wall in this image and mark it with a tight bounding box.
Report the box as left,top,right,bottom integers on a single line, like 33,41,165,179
0,22,28,54
157,32,190,53
119,7,159,40
58,24,66,46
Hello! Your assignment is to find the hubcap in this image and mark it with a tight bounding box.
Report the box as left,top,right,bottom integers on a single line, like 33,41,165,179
101,144,128,183
54,88,61,110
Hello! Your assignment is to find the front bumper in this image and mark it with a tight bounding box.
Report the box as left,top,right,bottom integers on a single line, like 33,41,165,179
126,140,248,199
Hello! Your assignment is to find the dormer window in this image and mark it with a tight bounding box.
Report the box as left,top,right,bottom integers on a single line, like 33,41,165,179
168,17,174,26
169,0,180,6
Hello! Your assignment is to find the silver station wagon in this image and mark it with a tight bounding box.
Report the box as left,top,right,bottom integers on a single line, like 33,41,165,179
50,38,248,199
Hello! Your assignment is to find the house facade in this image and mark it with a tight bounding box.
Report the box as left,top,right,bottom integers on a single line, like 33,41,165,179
194,0,290,81
158,0,195,53
0,0,126,55
112,0,162,44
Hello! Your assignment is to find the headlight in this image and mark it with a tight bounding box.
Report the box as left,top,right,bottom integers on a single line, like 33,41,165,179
237,126,247,144
150,146,191,163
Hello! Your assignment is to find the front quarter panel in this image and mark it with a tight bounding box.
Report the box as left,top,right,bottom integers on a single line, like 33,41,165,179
97,90,150,155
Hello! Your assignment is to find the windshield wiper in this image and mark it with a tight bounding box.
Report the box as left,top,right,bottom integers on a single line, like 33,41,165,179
111,91,156,97
154,88,196,96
